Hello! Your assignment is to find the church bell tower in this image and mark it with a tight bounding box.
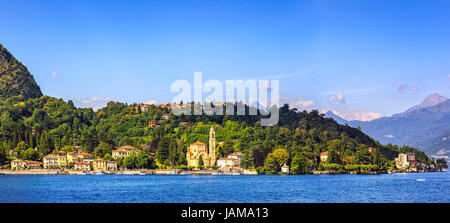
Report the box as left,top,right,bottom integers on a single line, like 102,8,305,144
209,127,216,166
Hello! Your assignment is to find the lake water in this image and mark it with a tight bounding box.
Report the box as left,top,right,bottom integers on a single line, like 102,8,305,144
0,172,449,203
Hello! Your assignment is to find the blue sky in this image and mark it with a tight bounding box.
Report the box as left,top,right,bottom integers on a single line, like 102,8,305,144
1,0,450,120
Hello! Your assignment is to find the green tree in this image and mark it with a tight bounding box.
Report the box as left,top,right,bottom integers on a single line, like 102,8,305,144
156,137,170,163
264,153,280,174
123,151,137,169
272,148,289,167
136,151,150,169
291,154,309,174
21,148,39,161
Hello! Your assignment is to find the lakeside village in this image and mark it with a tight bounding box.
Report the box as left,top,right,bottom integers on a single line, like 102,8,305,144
0,125,445,176
0,102,447,176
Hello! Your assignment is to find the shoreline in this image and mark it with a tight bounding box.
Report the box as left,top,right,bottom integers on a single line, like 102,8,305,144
0,169,445,176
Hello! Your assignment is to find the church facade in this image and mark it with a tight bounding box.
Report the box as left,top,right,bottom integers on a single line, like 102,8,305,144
186,127,217,167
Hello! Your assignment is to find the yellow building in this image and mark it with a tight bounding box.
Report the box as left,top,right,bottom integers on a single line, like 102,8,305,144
11,159,25,170
186,127,216,167
67,150,93,163
93,159,107,171
43,153,67,168
74,162,91,171
112,145,138,159
67,151,77,163
43,154,59,169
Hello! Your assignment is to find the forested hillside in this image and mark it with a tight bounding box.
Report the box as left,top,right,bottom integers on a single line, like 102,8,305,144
0,95,432,172
0,44,42,99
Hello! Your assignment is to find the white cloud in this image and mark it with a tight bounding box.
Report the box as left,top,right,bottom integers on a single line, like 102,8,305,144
278,96,315,111
385,134,395,138
144,100,157,105
329,91,345,104
74,97,114,110
51,72,57,78
324,107,382,121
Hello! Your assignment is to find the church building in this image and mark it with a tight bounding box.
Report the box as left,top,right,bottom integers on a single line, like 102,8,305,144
186,127,217,167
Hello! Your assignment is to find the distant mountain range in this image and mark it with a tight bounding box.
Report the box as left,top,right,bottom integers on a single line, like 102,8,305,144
325,93,450,158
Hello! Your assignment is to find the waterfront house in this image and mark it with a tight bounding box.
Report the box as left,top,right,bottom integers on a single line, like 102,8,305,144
74,162,91,171
395,153,416,169
112,145,138,159
11,159,25,170
43,154,59,169
25,161,41,169
281,163,290,173
368,147,375,152
217,158,240,169
93,159,107,171
107,161,118,171
55,151,68,167
216,151,243,170
320,152,328,162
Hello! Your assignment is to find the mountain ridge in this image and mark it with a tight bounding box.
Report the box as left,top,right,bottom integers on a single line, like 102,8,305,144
0,43,42,99
325,94,450,157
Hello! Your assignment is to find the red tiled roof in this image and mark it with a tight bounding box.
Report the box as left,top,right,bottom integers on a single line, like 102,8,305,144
25,161,41,164
44,154,59,158
74,162,90,165
191,141,206,146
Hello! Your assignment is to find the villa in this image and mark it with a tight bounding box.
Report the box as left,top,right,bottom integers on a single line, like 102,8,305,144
93,159,107,171
395,153,417,169
217,152,243,170
74,162,91,171
25,161,41,169
112,145,138,158
107,161,118,171
11,159,25,170
43,154,61,169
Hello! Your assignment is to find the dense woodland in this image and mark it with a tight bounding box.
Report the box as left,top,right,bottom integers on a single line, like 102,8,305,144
0,95,440,173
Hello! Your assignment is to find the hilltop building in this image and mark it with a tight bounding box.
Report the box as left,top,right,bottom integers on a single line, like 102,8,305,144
186,127,217,167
